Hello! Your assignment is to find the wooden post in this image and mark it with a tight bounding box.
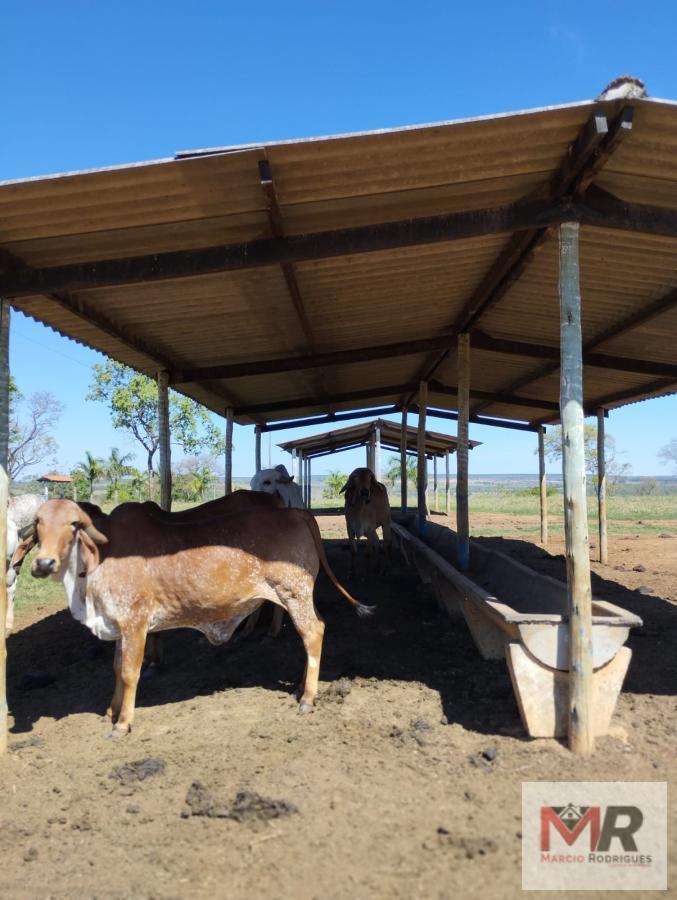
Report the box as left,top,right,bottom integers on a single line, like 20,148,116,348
433,456,438,513
291,449,296,480
417,382,428,535
538,425,548,546
0,300,9,754
157,371,172,512
445,450,450,516
456,333,470,571
374,424,381,482
225,407,234,495
597,408,608,565
255,425,262,474
400,407,408,512
307,457,312,508
559,221,594,756
297,452,304,497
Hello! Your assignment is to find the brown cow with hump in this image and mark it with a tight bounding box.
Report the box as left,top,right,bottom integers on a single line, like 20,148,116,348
341,467,392,577
19,498,372,737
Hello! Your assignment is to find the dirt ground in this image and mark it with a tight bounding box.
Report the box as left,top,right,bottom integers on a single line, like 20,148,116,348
1,512,675,900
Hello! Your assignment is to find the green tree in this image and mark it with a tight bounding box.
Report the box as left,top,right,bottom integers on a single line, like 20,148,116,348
8,377,64,480
384,454,418,490
75,451,105,500
658,438,677,475
105,447,135,503
87,361,224,499
323,470,347,499
543,424,630,493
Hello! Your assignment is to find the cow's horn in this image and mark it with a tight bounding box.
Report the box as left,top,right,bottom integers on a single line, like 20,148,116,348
19,523,36,540
84,523,108,544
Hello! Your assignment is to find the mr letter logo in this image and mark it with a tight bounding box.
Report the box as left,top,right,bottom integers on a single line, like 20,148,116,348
522,782,667,890
541,804,644,852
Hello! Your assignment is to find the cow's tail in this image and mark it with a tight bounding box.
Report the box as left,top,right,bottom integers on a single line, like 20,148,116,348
300,512,375,618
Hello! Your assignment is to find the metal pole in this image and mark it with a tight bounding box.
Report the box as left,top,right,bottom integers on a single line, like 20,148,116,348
158,371,172,511
225,407,234,495
559,221,594,756
417,382,428,535
597,408,608,564
456,333,470,571
0,300,9,754
255,425,262,474
374,424,381,482
400,406,408,512
445,450,450,516
538,425,548,546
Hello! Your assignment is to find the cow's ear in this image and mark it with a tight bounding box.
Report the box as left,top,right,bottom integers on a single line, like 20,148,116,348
77,529,101,574
10,534,36,572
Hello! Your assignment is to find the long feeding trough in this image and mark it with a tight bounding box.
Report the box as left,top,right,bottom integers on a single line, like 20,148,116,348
1,76,676,754
392,520,642,738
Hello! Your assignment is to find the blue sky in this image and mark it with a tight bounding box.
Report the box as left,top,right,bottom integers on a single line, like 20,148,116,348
3,1,676,478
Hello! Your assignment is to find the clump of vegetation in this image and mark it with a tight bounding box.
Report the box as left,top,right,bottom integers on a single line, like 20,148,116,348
323,470,346,499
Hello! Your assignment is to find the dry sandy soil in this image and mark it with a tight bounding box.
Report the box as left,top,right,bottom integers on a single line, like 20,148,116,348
1,512,675,900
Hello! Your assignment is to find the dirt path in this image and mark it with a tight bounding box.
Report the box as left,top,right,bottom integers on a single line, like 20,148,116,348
1,515,675,899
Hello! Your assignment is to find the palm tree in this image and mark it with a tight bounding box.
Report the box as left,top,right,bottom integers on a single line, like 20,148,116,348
106,447,135,504
75,451,105,500
323,470,347,499
385,455,418,490
189,465,212,501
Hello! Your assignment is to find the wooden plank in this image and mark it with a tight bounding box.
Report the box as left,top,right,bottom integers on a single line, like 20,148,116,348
424,406,539,432
538,425,548,547
0,198,571,297
0,300,9,754
225,407,234,495
261,405,401,432
400,407,408,512
158,371,172,511
559,221,594,756
597,408,608,565
456,334,470,571
417,382,428,535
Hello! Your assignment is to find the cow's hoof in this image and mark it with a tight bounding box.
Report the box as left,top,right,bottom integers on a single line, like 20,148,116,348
108,724,130,740
298,700,314,715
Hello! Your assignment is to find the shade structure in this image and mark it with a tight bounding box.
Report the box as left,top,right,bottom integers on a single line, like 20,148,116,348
278,418,480,461
0,90,675,431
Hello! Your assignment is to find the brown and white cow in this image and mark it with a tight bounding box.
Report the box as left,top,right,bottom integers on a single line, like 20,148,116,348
340,467,392,577
21,499,371,736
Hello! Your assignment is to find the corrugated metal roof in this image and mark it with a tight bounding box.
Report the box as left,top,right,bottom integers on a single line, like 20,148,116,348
1,91,676,429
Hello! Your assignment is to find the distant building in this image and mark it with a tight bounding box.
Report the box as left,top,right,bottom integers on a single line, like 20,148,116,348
37,473,72,499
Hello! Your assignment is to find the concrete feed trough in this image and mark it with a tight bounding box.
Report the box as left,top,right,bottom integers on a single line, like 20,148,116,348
392,520,642,739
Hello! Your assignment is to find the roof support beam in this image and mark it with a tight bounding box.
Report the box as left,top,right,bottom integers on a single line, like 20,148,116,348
470,330,677,379
0,198,572,298
534,376,677,425
260,406,401,433
405,105,634,401
416,406,540,433
234,380,560,417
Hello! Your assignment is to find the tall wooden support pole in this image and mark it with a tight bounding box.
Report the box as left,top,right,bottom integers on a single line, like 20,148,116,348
298,452,304,497
400,407,408,512
456,333,470,571
433,456,438,513
417,382,428,535
0,301,9,753
374,425,381,482
158,371,172,512
538,425,548,546
559,221,594,756
255,425,262,474
225,407,234,495
597,408,608,565
305,457,311,507
445,451,450,516
291,449,296,480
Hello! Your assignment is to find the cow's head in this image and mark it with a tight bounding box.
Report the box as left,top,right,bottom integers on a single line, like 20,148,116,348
340,468,377,506
22,499,109,579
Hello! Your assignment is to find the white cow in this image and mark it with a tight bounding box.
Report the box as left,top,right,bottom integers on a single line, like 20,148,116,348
9,494,43,530
250,465,305,509
4,496,42,632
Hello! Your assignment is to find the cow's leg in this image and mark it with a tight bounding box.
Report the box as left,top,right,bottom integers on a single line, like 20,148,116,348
268,605,284,637
381,519,392,573
106,640,123,722
366,529,379,574
110,625,147,738
240,606,262,638
347,523,358,578
143,633,164,674
285,588,325,714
